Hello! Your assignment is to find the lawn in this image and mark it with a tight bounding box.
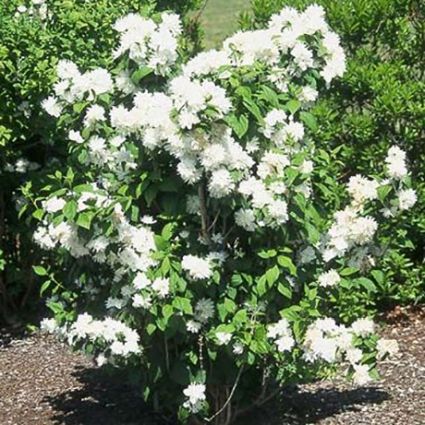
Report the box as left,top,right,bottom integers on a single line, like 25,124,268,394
200,0,251,48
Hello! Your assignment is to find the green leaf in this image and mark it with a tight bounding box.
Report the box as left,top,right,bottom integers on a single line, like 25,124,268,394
280,305,302,321
286,99,301,115
161,223,174,241
40,280,51,296
300,111,318,131
32,208,44,220
146,323,156,335
340,267,358,277
33,265,47,276
172,297,193,315
225,113,249,138
224,298,236,313
242,99,264,124
131,66,153,84
277,282,292,299
377,185,392,202
265,265,280,286
256,275,267,296
76,212,93,229
162,304,174,321
259,86,280,108
257,249,277,259
354,277,378,293
371,270,385,285
63,200,77,220
277,256,297,276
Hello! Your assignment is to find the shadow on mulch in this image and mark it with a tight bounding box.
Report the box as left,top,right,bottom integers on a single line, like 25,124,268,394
0,326,28,350
43,366,171,425
238,386,390,424
44,366,390,425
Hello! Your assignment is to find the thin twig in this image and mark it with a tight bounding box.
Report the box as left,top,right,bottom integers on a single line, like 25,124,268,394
208,209,221,233
204,366,244,423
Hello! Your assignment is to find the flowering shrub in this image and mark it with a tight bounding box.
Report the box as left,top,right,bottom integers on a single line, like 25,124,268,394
33,5,415,424
0,0,202,321
242,0,425,310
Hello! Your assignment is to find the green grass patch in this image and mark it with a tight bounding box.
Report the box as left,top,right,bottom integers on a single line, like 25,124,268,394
200,0,251,49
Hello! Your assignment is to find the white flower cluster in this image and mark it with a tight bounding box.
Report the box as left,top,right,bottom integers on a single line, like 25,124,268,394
63,313,141,361
321,146,416,264
303,317,379,385
16,0,48,21
34,201,157,276
322,206,378,262
347,175,378,207
113,12,182,75
34,221,88,257
267,318,295,353
40,5,346,232
186,4,346,85
3,158,40,174
317,269,341,287
182,255,213,280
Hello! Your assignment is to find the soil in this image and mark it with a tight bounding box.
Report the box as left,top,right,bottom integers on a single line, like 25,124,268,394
0,307,424,425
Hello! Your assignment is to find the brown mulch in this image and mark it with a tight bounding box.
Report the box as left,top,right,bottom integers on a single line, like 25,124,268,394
0,307,424,425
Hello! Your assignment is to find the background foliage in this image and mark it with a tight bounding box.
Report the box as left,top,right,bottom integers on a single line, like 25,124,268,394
240,0,425,312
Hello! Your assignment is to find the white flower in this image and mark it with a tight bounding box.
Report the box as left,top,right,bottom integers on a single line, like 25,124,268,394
345,348,363,365
43,197,66,213
351,318,375,337
183,383,206,413
96,354,108,366
398,189,417,210
300,160,313,174
235,209,256,232
299,246,316,264
208,169,234,198
42,96,62,117
186,320,202,334
299,86,318,102
57,59,80,80
347,175,378,206
40,318,57,333
233,343,244,355
182,255,212,280
84,105,106,126
291,42,314,70
352,364,372,385
216,331,232,346
152,277,170,298
195,298,215,323
268,319,295,353
69,130,84,144
267,199,289,224
317,269,341,288
85,69,113,95
106,297,125,310
132,293,152,309
284,120,305,142
385,146,408,179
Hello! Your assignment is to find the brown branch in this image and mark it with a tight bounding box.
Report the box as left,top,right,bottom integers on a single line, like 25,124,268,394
198,182,212,245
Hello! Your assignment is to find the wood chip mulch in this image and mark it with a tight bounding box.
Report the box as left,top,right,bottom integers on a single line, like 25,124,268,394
0,307,424,425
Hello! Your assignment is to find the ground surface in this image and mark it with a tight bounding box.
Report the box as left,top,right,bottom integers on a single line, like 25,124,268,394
0,307,424,425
